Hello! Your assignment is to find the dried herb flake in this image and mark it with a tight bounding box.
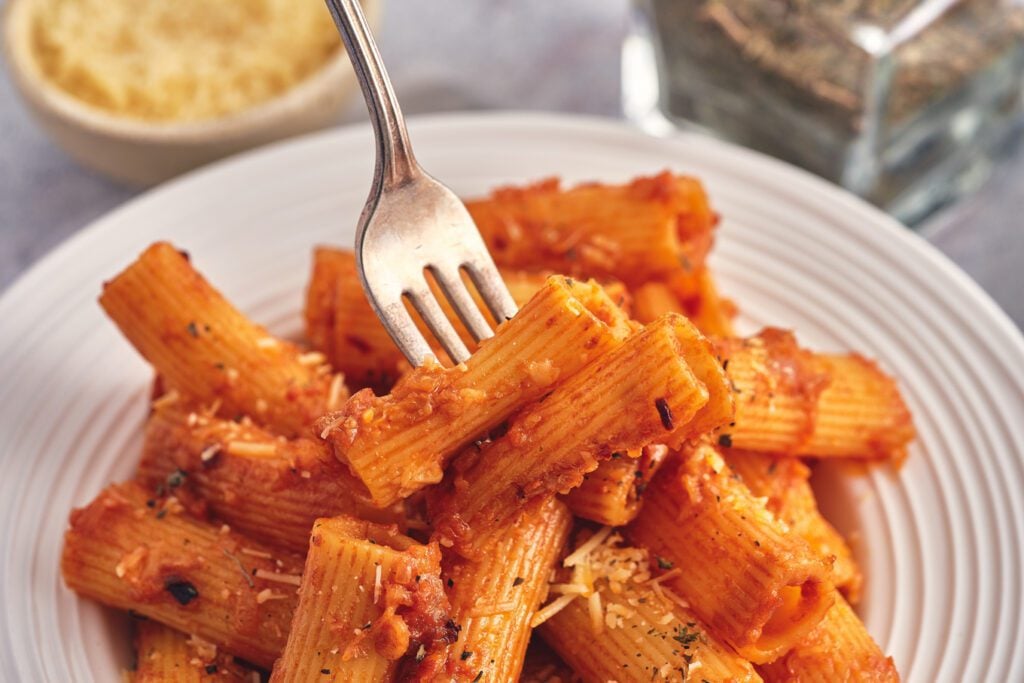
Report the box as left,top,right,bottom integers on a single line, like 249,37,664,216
164,578,199,605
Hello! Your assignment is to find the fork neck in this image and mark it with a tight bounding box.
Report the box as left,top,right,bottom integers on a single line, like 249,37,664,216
325,0,419,189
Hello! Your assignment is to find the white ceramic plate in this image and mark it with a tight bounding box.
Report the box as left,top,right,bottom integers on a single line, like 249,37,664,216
0,113,1021,682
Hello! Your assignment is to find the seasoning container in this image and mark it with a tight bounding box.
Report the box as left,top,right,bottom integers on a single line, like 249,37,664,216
625,0,1024,224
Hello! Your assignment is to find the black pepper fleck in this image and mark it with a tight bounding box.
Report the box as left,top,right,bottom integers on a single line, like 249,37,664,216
655,398,674,431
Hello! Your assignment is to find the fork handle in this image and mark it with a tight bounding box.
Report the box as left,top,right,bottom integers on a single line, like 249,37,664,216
324,0,418,189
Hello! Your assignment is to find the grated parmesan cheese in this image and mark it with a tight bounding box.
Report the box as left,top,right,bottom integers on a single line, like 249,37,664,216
529,594,578,628
256,588,287,604
151,389,180,410
184,634,217,660
298,351,326,367
563,526,613,567
318,414,345,439
326,374,345,411
587,591,604,634
199,444,221,463
26,0,342,122
226,441,277,458
253,569,301,586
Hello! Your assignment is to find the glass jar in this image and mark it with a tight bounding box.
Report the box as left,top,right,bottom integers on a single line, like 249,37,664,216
623,0,1024,225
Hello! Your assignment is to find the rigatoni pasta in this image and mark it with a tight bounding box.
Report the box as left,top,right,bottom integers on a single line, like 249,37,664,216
270,516,453,683
428,497,572,682
758,592,898,682
132,621,249,682
429,315,726,558
304,247,632,391
687,268,737,338
62,482,302,668
627,443,834,663
138,405,406,554
536,530,760,683
61,171,913,682
561,444,668,526
100,242,344,437
465,172,717,289
632,270,736,339
715,329,915,459
723,449,862,602
317,276,635,507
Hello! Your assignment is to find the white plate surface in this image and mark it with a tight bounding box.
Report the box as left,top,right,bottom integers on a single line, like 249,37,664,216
0,113,1022,682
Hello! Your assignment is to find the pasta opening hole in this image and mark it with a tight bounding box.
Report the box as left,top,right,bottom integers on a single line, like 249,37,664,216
316,516,418,553
753,579,829,658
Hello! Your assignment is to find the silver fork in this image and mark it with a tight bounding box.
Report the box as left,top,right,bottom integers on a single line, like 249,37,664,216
324,0,518,366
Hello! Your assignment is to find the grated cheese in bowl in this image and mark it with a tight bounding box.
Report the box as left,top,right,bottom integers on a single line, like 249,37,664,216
25,0,343,122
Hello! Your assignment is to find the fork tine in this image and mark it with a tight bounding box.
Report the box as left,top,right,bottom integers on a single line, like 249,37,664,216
405,286,472,364
375,297,436,366
462,258,519,325
429,266,495,343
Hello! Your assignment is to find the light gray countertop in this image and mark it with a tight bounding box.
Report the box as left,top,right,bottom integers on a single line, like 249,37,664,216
1,0,1021,327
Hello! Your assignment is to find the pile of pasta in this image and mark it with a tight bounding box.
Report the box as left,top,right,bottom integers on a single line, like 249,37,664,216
62,172,914,682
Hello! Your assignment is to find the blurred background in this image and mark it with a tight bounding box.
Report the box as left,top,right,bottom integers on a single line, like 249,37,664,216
2,0,1023,326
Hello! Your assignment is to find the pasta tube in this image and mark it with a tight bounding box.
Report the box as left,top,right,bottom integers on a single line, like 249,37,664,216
687,268,737,338
562,444,669,526
632,281,685,324
633,271,736,339
464,172,717,288
317,276,635,507
132,620,249,682
715,329,915,459
536,530,760,683
61,482,303,668
627,443,834,663
305,247,416,392
304,248,631,391
723,449,862,602
100,242,345,437
424,497,572,682
430,314,731,558
759,592,898,682
270,516,454,683
137,406,406,554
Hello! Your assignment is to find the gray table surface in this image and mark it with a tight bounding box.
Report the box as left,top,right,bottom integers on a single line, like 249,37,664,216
2,0,1022,328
